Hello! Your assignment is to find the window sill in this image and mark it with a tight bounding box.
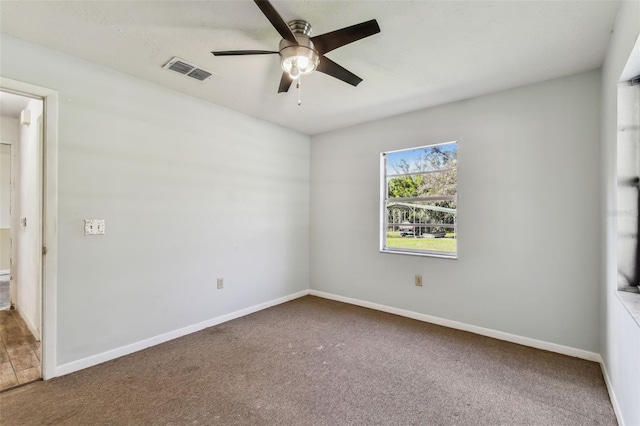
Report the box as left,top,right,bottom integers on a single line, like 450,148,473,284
380,248,457,259
616,288,640,328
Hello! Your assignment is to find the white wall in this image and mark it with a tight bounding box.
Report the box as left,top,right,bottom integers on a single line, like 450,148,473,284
601,1,640,425
0,143,10,271
0,34,310,366
15,98,43,339
311,69,602,353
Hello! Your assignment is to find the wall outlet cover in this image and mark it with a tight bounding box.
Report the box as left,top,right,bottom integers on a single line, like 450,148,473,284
85,219,105,235
415,274,423,287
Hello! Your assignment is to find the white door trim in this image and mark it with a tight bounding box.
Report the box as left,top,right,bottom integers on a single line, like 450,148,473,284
0,77,58,380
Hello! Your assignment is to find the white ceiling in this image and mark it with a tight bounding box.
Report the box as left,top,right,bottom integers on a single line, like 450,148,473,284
0,91,32,119
0,1,621,135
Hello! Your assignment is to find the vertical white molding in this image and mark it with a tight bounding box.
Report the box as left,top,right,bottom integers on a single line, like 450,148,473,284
600,360,626,426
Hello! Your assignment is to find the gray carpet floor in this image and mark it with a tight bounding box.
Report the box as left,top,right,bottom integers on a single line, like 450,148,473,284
0,296,616,425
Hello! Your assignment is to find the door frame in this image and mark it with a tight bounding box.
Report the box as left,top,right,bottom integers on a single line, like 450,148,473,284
0,77,58,380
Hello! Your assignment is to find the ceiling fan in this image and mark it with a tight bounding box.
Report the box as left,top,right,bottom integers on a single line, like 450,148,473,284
212,0,380,94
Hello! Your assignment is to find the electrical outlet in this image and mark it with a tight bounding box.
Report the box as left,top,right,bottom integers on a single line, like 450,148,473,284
217,278,224,289
415,274,423,287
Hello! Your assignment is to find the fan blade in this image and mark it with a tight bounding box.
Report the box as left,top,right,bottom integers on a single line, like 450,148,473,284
278,72,293,93
212,50,278,56
311,19,380,55
316,56,363,87
254,0,298,45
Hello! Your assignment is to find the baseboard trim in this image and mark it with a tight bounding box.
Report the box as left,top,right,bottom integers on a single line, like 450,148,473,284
16,304,40,342
309,290,601,362
55,290,310,377
54,289,606,381
600,358,625,426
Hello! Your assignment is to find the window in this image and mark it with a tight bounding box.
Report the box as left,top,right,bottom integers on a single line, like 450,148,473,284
380,141,458,258
616,77,640,292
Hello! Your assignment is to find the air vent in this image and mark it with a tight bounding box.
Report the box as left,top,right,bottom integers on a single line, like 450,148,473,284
168,60,194,75
163,57,214,82
187,68,213,81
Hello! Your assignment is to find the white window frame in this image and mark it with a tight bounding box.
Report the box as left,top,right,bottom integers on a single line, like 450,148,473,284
380,141,458,259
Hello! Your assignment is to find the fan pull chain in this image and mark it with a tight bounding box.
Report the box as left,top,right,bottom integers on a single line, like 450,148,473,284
297,77,302,106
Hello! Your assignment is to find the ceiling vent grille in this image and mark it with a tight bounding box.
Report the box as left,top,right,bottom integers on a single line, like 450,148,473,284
163,57,214,82
187,68,213,81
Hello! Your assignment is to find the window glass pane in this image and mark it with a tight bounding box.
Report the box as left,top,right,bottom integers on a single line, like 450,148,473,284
381,141,457,257
386,142,457,175
385,200,457,253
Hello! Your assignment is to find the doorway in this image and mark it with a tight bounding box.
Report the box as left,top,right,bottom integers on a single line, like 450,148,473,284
0,77,58,385
0,90,44,390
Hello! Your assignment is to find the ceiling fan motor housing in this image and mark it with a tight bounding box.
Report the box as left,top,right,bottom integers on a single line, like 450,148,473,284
288,20,313,36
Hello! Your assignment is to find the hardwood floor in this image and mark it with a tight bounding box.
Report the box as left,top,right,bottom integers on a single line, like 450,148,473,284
0,310,41,391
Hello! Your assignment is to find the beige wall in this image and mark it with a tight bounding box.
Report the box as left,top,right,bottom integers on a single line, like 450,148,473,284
0,116,19,142
15,98,43,339
0,144,10,271
1,119,17,275
0,229,8,271
0,143,9,229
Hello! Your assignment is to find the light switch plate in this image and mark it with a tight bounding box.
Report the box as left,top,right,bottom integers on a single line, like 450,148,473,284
84,219,105,235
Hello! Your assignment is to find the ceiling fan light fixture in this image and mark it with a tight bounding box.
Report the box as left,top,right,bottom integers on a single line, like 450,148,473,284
289,63,301,80
279,39,319,79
